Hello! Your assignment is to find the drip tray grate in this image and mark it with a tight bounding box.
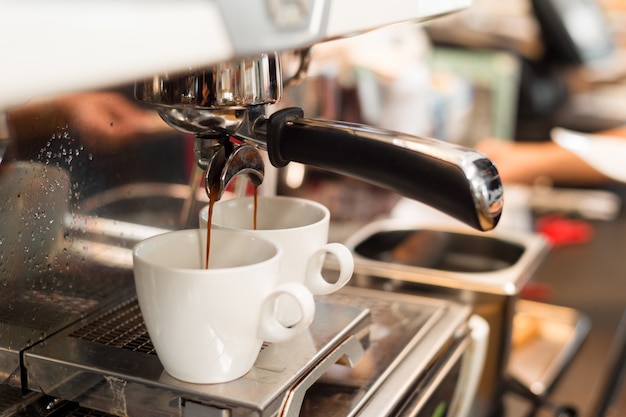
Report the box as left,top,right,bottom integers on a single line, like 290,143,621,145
69,298,154,355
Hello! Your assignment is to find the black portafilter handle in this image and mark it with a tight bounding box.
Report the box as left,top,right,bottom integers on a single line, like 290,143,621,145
264,108,503,232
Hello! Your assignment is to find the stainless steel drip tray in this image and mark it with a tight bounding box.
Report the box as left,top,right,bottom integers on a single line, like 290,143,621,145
21,287,468,417
343,218,550,295
23,293,371,417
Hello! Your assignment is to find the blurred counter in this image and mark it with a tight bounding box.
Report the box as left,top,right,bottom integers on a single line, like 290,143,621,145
504,189,626,417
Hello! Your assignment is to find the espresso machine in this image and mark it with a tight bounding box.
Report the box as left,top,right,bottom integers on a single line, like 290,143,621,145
0,1,512,416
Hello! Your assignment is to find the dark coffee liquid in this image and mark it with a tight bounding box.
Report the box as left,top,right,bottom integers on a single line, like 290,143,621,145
205,185,259,269
204,183,220,270
253,186,258,231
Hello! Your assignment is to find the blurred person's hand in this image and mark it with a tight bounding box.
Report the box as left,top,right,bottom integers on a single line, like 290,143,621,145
7,91,176,154
475,136,616,186
57,92,173,152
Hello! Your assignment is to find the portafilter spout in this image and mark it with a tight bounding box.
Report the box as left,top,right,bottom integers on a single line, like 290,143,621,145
193,132,264,201
135,52,503,231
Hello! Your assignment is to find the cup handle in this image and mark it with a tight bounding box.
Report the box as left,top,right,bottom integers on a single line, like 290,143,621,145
305,243,354,295
258,282,315,343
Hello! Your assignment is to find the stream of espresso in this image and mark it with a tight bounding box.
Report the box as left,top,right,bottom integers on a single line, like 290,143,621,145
204,182,220,270
253,187,258,231
205,186,259,269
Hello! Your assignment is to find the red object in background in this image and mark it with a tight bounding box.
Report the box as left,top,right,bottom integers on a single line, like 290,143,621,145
535,214,594,247
521,282,553,301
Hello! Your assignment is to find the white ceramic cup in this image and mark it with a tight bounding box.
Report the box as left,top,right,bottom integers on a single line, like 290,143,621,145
201,196,354,294
132,228,316,384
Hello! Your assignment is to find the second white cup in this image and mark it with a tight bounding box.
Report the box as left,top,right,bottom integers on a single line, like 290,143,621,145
200,196,354,302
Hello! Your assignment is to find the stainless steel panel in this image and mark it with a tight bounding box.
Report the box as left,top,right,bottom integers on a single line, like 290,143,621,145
310,288,471,417
0,163,138,386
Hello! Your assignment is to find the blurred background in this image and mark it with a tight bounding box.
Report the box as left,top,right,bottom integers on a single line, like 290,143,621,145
271,0,626,229
1,1,626,416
